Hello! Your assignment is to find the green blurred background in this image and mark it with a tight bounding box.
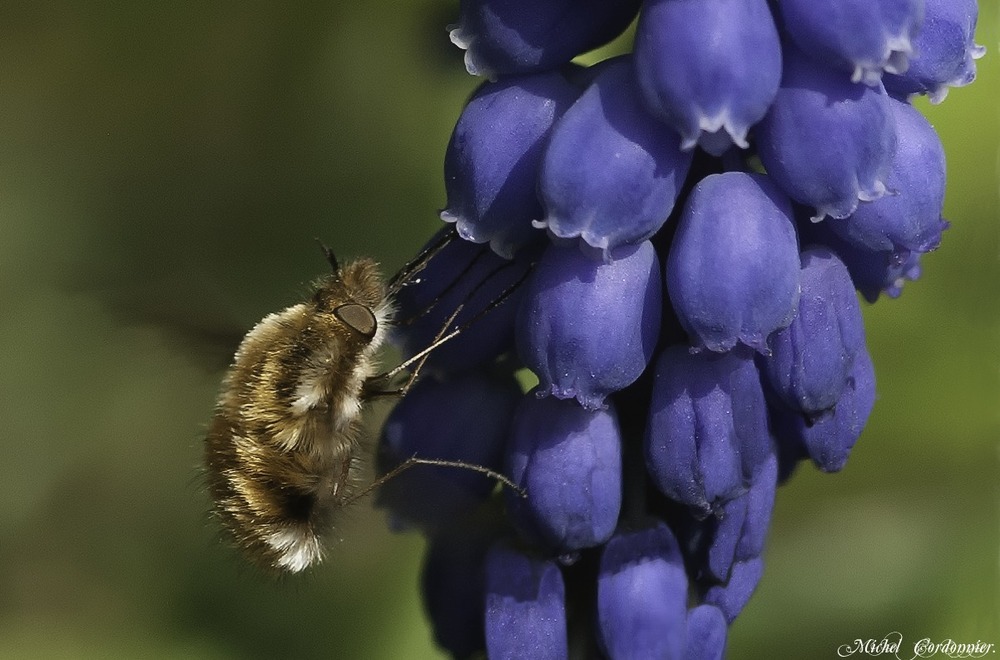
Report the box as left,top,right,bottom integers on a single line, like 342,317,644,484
0,3,996,659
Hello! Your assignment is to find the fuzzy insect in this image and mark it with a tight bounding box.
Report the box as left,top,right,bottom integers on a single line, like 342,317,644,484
204,232,522,573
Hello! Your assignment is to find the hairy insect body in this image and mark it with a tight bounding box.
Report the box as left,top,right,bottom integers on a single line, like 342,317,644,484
205,258,390,573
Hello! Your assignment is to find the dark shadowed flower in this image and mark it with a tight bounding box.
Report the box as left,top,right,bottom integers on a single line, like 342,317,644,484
392,227,536,376
449,0,640,78
377,370,521,530
422,514,503,657
634,0,782,155
517,240,662,409
666,172,800,354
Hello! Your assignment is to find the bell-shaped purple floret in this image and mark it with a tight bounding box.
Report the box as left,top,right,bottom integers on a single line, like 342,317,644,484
798,214,937,302
830,98,948,256
517,240,662,409
769,348,877,472
703,556,765,623
449,0,640,78
686,605,728,660
484,542,567,660
644,345,771,519
391,228,535,376
596,522,688,660
442,72,578,258
505,394,622,552
777,0,924,85
634,0,782,155
666,172,800,354
757,47,897,220
760,248,867,418
884,0,985,102
536,57,692,258
377,370,521,530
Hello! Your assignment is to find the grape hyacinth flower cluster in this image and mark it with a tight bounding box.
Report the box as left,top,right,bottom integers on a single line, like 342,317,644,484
378,1,984,657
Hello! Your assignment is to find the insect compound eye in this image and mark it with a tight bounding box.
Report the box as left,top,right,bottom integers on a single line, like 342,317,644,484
334,303,377,339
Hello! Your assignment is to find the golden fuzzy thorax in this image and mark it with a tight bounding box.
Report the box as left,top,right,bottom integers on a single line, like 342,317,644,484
204,258,390,573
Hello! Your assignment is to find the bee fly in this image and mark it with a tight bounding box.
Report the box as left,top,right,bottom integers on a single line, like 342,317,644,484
204,229,524,573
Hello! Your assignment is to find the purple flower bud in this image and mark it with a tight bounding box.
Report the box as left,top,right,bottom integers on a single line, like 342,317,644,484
757,46,897,220
644,345,771,518
517,240,662,409
760,248,867,417
392,229,536,376
884,0,986,102
485,542,567,660
596,522,688,660
634,0,782,155
735,451,778,562
703,556,765,623
777,0,923,85
805,347,877,471
442,73,578,258
769,347,877,472
702,494,747,583
830,98,948,256
692,450,776,584
505,394,622,552
449,0,640,78
666,172,800,354
377,370,521,530
686,605,728,660
536,57,692,258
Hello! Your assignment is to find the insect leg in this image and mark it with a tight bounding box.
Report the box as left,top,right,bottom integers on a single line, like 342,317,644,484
365,258,533,398
363,299,466,400
342,455,526,507
386,226,460,296
392,241,497,327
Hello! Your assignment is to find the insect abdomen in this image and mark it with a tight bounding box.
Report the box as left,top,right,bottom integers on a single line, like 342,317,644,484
205,402,364,572
205,307,366,572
